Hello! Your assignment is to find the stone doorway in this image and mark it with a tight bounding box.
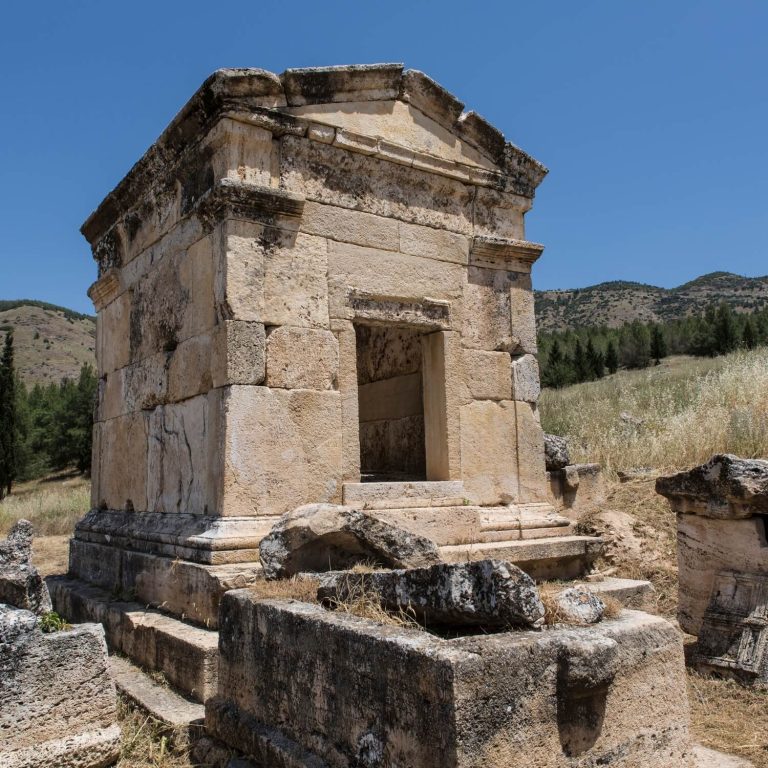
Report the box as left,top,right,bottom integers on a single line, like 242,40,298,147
355,323,427,481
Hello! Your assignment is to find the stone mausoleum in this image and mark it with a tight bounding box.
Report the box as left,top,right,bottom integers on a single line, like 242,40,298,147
54,63,608,700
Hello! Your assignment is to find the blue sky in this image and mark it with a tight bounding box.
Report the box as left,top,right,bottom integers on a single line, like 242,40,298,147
1,1,766,314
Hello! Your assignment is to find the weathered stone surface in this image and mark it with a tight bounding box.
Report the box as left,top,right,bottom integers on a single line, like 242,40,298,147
259,503,441,579
555,585,606,625
0,520,52,614
462,349,511,400
657,454,768,518
0,604,121,768
694,570,768,687
317,559,545,628
544,433,570,470
511,353,540,402
208,597,694,768
266,325,338,390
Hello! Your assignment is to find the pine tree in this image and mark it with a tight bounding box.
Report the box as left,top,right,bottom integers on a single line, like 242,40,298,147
542,337,574,388
572,338,589,382
605,340,619,374
0,332,17,499
650,325,667,365
742,317,757,350
585,337,604,379
713,302,737,355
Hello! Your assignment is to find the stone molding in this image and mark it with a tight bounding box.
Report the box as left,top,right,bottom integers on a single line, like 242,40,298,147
470,236,545,272
81,65,548,249
87,269,122,311
346,291,451,329
196,179,305,232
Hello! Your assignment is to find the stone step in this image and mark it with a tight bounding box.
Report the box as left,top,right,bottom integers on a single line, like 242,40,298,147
110,655,205,740
575,577,654,610
49,576,218,703
342,480,466,509
439,535,603,581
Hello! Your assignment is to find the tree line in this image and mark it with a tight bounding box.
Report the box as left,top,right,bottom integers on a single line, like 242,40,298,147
539,302,768,388
0,331,97,500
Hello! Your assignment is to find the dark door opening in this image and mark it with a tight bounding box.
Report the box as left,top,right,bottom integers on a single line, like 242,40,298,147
355,323,426,482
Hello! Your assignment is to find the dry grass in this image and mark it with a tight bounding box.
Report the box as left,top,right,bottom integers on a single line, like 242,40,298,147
116,697,194,768
688,671,768,767
540,349,768,475
247,576,321,603
0,471,89,537
539,583,622,626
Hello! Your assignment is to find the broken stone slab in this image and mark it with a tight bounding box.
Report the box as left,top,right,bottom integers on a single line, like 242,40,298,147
0,519,52,615
656,453,768,518
554,585,606,625
544,433,570,471
259,503,441,579
0,604,121,768
317,559,545,629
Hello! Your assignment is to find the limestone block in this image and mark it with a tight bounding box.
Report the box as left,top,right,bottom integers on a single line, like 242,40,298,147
472,187,530,240
218,220,330,328
510,272,538,355
259,503,440,579
460,400,518,505
266,326,338,390
515,401,548,503
333,320,361,482
207,119,274,187
279,135,474,235
462,349,512,401
0,520,52,615
301,201,399,251
398,220,470,265
211,320,266,387
146,390,223,516
98,290,131,374
545,434,570,470
317,559,545,628
122,351,170,412
208,598,694,768
222,386,343,517
328,240,463,321
0,605,121,768
97,411,148,511
555,586,606,624
511,353,541,402
168,332,214,402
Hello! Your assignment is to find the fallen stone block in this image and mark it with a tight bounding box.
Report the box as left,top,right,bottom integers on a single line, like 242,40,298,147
207,594,695,767
259,503,441,579
317,558,545,628
0,603,121,768
0,519,52,615
554,585,606,625
544,433,570,471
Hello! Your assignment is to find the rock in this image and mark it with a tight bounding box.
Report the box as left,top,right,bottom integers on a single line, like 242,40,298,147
0,519,52,615
259,503,441,579
317,559,545,629
544,433,570,471
558,634,619,689
619,412,644,427
0,604,121,768
554,586,606,624
656,453,768,518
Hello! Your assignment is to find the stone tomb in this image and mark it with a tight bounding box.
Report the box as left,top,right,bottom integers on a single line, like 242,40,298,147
51,63,610,699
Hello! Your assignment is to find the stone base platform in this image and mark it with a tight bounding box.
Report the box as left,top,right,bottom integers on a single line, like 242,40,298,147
48,576,219,702
207,598,696,767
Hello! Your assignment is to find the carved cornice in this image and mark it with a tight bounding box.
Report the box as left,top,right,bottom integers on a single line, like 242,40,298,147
196,179,305,231
470,236,545,272
87,269,121,311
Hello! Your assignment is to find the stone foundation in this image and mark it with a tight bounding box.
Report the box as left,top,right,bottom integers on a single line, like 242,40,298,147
206,593,695,768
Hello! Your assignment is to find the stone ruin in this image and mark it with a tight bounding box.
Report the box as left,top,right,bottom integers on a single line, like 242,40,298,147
40,63,746,766
658,454,768,688
544,433,606,516
1,521,120,768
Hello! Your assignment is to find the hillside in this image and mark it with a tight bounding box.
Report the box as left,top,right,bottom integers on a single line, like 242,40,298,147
0,301,95,387
535,271,768,332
